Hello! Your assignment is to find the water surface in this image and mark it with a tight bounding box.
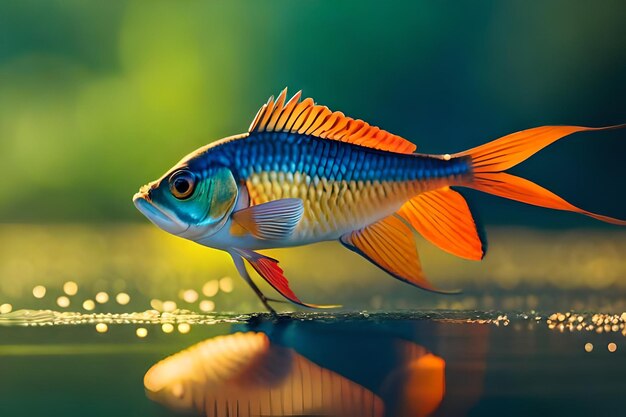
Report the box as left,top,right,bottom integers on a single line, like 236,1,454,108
1,226,625,416
1,309,625,417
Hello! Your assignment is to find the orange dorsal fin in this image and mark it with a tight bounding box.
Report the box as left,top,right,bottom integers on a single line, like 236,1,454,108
397,187,486,260
340,215,456,293
249,88,417,154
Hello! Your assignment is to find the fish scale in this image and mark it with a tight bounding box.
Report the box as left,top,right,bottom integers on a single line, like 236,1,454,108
223,132,466,240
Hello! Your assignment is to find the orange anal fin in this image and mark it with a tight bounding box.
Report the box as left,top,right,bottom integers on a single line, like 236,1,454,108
397,187,486,260
471,172,626,226
234,248,340,309
340,216,459,294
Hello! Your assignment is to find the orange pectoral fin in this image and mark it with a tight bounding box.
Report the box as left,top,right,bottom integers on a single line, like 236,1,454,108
234,249,340,309
397,187,486,260
340,216,458,294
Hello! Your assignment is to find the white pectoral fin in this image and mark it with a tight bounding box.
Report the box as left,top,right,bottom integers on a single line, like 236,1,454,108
231,198,304,240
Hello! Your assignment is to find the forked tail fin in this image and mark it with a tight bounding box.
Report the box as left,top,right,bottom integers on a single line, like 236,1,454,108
454,125,626,225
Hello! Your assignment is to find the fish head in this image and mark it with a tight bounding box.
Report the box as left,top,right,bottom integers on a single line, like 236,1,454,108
144,332,272,413
133,159,238,240
144,354,198,413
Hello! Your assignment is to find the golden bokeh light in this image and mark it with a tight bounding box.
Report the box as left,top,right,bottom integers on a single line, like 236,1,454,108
161,323,174,334
202,280,219,297
136,327,148,338
182,289,198,303
150,299,163,311
584,343,593,352
177,323,191,334
219,277,233,293
95,292,109,304
0,303,13,314
32,285,47,299
116,292,131,305
63,281,78,296
162,300,177,312
199,300,215,312
608,343,617,353
82,299,96,311
96,323,108,333
56,296,70,308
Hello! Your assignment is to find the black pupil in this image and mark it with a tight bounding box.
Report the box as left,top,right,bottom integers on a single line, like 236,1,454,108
174,177,190,194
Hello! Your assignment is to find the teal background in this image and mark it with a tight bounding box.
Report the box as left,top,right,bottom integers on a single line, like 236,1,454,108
1,0,624,225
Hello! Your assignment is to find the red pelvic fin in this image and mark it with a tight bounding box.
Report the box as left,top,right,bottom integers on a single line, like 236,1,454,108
234,248,340,309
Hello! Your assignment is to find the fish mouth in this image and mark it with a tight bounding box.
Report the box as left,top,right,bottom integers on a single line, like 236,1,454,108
133,190,188,236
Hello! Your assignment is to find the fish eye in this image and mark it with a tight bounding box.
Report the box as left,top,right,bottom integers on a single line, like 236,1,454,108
169,170,196,200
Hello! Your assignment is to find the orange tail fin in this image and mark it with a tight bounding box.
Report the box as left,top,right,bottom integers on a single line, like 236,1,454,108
454,124,626,225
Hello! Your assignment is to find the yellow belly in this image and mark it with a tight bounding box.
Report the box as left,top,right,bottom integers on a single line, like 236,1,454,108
244,171,439,241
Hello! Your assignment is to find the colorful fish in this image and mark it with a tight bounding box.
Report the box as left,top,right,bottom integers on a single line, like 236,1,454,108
133,89,625,311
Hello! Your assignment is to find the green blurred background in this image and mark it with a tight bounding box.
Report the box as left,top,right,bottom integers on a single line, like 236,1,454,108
0,0,625,314
1,6,626,416
1,0,624,225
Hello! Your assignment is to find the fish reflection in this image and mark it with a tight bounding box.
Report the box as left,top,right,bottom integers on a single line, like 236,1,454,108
381,341,445,417
144,332,384,417
145,319,488,417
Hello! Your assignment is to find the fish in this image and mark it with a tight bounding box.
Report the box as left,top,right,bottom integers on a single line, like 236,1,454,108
133,88,625,311
144,331,384,417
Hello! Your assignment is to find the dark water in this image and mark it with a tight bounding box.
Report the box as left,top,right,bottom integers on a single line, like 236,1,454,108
1,310,624,417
